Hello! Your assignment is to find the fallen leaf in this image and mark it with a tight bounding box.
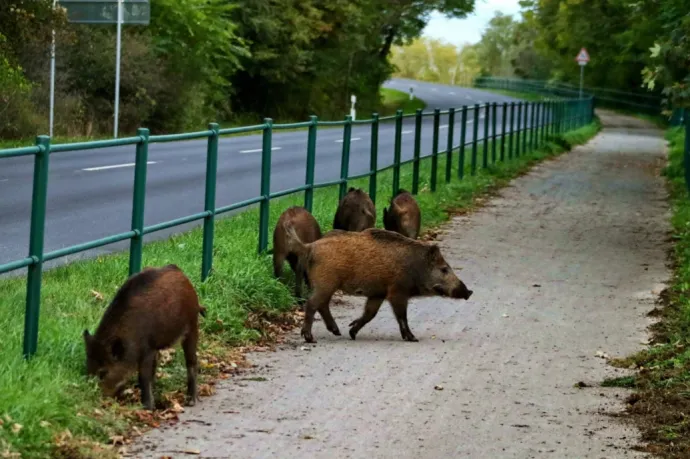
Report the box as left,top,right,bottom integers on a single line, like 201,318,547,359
183,449,201,455
93,409,104,416
574,381,590,388
109,435,125,445
171,401,185,413
39,421,51,428
300,346,311,351
502,313,509,318
532,284,541,288
199,384,215,397
90,290,104,301
434,385,444,391
10,424,21,435
595,350,610,359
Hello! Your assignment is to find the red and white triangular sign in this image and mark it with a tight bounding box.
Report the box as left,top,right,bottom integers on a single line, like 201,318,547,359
575,48,590,63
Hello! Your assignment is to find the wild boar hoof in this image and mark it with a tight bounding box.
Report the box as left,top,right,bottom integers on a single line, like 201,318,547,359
348,328,358,340
328,326,341,336
142,402,155,412
404,334,419,342
301,329,316,343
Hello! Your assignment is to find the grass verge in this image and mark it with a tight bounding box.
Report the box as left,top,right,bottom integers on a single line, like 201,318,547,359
379,88,427,115
604,127,690,459
472,87,554,102
0,119,600,457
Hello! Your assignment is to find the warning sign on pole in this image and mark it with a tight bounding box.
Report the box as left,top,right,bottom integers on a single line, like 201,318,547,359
575,48,590,66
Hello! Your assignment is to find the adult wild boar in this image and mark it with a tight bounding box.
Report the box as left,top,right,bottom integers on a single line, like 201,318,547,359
83,264,206,411
284,225,473,343
383,189,421,239
273,206,322,299
332,187,375,232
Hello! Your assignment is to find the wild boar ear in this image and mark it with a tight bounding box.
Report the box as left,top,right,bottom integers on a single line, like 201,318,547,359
348,187,355,193
427,244,442,260
110,338,126,361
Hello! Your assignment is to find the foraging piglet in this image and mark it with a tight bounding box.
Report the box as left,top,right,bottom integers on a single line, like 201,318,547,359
332,187,375,232
383,189,421,239
83,264,205,410
273,206,322,299
284,225,473,343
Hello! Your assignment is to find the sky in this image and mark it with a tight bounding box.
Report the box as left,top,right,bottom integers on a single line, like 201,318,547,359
423,0,523,46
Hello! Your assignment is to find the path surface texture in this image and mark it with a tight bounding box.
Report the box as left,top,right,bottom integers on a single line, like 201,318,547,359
131,111,670,458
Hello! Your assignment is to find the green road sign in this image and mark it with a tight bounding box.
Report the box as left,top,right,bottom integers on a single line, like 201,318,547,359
59,0,150,25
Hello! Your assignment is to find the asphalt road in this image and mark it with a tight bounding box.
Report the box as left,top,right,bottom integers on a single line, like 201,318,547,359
0,79,537,271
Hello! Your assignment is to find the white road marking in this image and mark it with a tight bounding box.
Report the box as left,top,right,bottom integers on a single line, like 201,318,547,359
449,92,456,95
465,95,472,100
0,179,7,183
335,137,362,143
239,147,282,154
431,88,438,92
402,130,413,134
82,161,157,172
439,125,449,130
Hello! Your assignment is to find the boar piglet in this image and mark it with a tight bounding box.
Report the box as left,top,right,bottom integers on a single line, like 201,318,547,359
284,225,473,343
273,206,322,300
83,264,206,411
332,187,375,232
383,189,421,239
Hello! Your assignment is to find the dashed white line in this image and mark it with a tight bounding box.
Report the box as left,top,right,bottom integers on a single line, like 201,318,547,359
431,88,438,92
335,137,362,143
239,147,282,154
82,161,157,172
439,125,449,130
465,95,472,100
402,130,414,135
0,179,7,183
449,92,456,95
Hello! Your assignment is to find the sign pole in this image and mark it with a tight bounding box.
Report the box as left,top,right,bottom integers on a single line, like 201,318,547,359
49,0,57,138
579,64,584,99
113,0,123,138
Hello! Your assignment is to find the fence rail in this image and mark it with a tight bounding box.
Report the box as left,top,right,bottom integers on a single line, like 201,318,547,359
0,94,594,358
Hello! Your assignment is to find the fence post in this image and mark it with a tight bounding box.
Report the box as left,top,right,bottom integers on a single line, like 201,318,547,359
431,108,440,191
542,101,548,143
339,115,353,200
258,118,273,254
500,103,507,161
515,102,522,157
522,102,529,154
445,107,455,183
201,123,219,281
491,103,497,163
684,108,690,195
412,109,422,194
471,104,479,175
530,102,536,152
482,104,490,168
369,113,379,203
458,106,467,179
508,102,515,159
392,109,403,195
128,128,150,276
23,135,51,359
534,103,541,149
304,116,318,212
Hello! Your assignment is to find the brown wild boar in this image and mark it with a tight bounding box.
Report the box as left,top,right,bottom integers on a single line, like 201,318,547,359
284,224,473,343
332,187,376,232
83,264,206,411
273,206,322,299
383,189,421,239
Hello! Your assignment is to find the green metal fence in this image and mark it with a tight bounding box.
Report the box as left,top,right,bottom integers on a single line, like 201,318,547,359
0,95,594,358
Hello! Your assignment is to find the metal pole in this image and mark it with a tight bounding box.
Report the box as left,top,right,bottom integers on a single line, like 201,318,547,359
579,65,584,99
49,0,57,138
113,0,123,138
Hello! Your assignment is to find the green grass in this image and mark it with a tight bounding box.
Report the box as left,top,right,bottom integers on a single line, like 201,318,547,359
0,119,600,457
603,126,690,457
379,88,427,116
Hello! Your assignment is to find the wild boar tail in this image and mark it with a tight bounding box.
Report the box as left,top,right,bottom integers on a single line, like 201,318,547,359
199,304,207,318
283,220,307,258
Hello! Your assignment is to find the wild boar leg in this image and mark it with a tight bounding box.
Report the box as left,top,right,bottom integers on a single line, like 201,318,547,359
302,290,333,343
390,296,417,342
288,254,304,300
138,351,158,410
318,303,341,336
182,329,200,406
348,296,385,340
273,252,285,279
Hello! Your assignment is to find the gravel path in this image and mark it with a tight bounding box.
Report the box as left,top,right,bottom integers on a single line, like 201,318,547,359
130,110,669,458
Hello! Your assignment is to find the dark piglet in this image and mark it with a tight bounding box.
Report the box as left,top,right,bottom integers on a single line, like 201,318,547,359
83,264,206,410
383,189,421,239
273,206,322,299
284,225,472,343
332,187,376,232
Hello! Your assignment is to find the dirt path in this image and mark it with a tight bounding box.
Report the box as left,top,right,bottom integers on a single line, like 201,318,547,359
131,111,669,458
